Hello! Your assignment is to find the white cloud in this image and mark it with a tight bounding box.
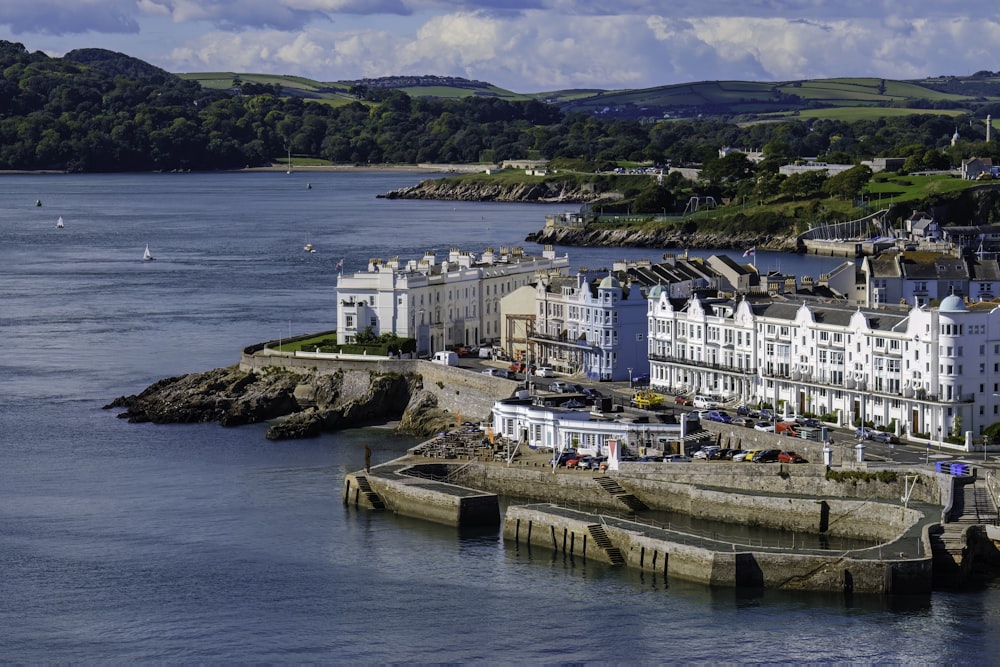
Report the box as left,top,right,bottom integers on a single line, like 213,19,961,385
3,1,1000,91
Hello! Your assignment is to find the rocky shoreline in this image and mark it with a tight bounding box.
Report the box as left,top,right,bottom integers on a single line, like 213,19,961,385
103,365,469,440
525,225,798,252
380,177,801,252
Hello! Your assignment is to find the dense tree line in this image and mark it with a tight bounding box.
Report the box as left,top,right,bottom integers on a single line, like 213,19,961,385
3,40,1000,176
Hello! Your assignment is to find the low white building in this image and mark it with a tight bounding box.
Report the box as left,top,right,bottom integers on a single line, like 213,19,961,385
491,397,686,457
336,246,569,356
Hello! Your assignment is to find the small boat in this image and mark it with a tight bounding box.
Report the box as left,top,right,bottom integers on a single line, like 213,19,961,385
304,232,315,253
143,243,155,261
56,216,64,229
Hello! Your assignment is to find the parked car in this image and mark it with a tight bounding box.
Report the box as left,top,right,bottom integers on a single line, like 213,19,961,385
706,410,733,424
575,455,600,469
693,395,718,409
758,408,775,421
796,416,821,428
549,381,570,393
549,449,578,467
663,454,692,463
733,416,756,428
869,430,898,444
693,446,720,460
778,450,808,463
631,374,650,386
754,421,775,432
481,368,500,376
674,395,692,406
734,449,760,462
581,387,603,400
752,449,781,463
535,366,555,378
855,426,876,439
736,404,758,417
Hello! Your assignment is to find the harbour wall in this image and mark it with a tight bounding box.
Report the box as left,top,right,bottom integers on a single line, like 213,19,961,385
504,505,933,594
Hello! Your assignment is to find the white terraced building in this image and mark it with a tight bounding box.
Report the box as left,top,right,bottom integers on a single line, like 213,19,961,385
647,290,1000,442
336,246,569,356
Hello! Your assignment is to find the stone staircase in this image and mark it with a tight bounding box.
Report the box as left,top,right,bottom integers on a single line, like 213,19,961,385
355,475,386,510
930,478,998,585
587,523,625,565
594,476,648,512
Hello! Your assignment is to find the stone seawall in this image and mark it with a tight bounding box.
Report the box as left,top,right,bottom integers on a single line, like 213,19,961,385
503,504,933,593
239,352,518,422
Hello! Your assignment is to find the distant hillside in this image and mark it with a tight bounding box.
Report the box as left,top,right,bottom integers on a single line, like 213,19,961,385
65,48,176,81
179,71,1000,120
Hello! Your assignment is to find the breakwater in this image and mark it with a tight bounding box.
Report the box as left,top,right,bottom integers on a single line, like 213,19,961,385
346,450,953,594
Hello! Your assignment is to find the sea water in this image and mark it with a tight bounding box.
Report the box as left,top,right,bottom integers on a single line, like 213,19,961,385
1,172,997,662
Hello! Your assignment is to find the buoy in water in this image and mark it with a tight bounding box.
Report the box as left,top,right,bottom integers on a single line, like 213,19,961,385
306,183,312,189
35,199,41,206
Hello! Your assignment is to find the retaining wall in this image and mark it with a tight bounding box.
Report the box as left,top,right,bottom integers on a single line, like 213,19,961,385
240,352,517,420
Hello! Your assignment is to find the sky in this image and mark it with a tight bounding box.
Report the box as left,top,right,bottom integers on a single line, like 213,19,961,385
0,1,996,93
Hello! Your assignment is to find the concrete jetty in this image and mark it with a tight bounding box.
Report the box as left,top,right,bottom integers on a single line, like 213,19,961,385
344,431,1000,593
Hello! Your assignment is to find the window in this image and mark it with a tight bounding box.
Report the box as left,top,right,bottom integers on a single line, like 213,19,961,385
345,315,354,328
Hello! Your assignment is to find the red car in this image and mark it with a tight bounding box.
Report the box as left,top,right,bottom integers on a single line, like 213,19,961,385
674,395,692,405
778,450,807,464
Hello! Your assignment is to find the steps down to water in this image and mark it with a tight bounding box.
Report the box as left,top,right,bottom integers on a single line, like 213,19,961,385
587,524,625,565
930,478,1000,585
594,476,649,512
354,475,386,510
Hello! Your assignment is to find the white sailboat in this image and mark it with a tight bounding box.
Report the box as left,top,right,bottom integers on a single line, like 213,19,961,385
56,216,64,229
143,243,155,261
303,232,315,253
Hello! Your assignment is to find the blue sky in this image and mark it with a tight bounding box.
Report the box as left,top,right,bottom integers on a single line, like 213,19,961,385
0,1,993,92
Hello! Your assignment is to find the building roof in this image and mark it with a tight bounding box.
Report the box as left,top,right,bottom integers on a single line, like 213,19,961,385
939,294,968,312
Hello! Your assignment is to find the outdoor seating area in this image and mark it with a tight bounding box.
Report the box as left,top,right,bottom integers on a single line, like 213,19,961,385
411,425,521,461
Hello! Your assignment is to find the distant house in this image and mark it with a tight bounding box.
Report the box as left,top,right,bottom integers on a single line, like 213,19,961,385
778,162,853,177
961,157,993,180
861,157,905,173
905,211,940,242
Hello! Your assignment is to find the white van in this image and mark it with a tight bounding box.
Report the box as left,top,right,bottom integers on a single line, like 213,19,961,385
432,351,458,366
693,395,718,409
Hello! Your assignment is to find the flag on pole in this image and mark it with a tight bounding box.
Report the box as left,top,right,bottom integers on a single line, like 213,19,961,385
742,247,756,258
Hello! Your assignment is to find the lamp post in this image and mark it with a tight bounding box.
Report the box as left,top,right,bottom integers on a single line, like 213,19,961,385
628,367,633,388
985,435,990,463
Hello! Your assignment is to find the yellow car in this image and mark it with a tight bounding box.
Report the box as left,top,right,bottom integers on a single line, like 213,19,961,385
631,390,664,408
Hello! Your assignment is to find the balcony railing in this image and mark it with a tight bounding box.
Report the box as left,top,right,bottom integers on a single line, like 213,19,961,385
649,352,757,376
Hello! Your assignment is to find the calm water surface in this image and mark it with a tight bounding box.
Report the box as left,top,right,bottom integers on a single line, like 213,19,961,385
1,172,997,662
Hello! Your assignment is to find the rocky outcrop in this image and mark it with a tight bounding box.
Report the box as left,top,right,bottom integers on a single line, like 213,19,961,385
525,225,798,252
104,365,466,440
380,178,621,203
